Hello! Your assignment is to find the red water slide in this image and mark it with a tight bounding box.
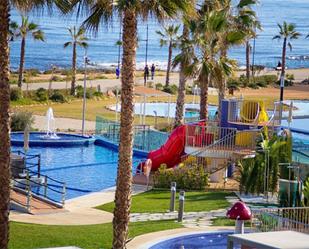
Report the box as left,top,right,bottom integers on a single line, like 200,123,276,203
147,125,186,171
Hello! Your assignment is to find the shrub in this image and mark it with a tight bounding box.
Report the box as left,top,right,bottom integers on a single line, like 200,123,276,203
49,90,65,103
35,88,48,101
93,91,103,97
248,82,259,89
155,83,163,91
11,112,34,131
76,86,95,99
153,164,209,190
25,68,40,77
10,88,22,101
261,75,277,85
163,84,178,94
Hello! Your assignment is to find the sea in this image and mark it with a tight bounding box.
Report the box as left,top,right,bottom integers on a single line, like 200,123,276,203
9,0,309,71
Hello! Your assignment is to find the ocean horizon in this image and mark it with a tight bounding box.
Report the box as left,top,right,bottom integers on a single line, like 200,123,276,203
9,0,309,71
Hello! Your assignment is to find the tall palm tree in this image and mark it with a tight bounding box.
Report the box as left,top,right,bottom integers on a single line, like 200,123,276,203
11,16,45,88
0,2,69,247
173,23,194,127
273,22,300,101
64,1,193,248
64,26,88,95
235,0,261,83
0,1,11,248
156,24,180,86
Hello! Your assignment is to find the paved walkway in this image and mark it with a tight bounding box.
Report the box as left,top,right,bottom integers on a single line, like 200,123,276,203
22,75,192,92
32,115,96,132
130,194,238,228
10,185,147,225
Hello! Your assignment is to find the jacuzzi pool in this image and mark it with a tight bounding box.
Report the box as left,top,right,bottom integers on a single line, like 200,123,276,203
148,231,239,249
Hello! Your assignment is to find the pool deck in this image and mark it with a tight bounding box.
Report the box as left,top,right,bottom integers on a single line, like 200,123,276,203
126,226,234,249
10,184,148,225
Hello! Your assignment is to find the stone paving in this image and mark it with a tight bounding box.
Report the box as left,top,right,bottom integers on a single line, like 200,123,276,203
129,194,239,228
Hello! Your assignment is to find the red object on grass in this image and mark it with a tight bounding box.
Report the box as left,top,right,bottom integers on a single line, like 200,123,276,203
226,201,252,220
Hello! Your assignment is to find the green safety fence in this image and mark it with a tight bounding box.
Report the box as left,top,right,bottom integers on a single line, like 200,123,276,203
95,116,168,152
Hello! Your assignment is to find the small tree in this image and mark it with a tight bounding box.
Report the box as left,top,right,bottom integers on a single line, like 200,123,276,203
64,26,88,96
273,22,300,101
10,16,45,88
156,24,180,87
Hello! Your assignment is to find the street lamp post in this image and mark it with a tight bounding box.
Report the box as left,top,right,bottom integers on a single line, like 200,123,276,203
82,50,89,136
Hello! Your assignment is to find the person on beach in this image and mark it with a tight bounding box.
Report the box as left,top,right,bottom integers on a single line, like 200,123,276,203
116,67,120,79
144,65,149,84
151,64,155,80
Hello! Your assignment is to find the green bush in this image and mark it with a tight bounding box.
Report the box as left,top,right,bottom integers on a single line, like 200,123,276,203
11,112,34,131
35,88,48,101
49,90,66,103
248,82,259,89
93,91,103,97
10,88,22,101
76,86,95,99
261,75,277,85
153,164,209,190
163,84,178,94
25,68,40,77
155,83,163,91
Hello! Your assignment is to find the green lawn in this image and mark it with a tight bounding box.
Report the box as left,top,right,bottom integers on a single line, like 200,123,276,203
97,190,234,213
9,220,182,249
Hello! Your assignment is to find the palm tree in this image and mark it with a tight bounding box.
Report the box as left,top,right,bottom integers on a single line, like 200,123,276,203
63,1,193,248
64,26,88,96
273,22,300,101
0,1,11,247
173,23,193,127
0,2,69,247
156,24,180,86
235,0,261,83
11,16,45,88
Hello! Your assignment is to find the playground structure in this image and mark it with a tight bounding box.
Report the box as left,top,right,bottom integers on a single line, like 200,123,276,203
140,98,285,182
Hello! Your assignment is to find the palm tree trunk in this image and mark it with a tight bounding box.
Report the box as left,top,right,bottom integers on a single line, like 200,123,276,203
245,40,250,84
174,25,189,128
280,38,287,101
165,42,172,87
71,42,77,96
174,65,186,128
199,74,209,120
18,37,25,88
112,8,136,249
218,81,225,123
0,1,11,248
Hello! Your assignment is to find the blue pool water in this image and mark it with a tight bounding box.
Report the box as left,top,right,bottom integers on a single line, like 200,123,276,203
12,144,145,200
149,232,238,249
111,103,217,118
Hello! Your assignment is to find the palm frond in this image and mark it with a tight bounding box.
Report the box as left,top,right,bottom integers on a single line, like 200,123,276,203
63,41,72,48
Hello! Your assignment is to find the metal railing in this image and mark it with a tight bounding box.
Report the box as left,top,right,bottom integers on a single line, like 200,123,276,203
252,207,309,234
227,99,282,128
185,125,236,149
12,150,41,177
11,166,66,212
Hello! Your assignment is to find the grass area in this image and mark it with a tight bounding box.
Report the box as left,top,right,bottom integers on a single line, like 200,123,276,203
97,189,234,213
9,220,182,249
211,217,251,227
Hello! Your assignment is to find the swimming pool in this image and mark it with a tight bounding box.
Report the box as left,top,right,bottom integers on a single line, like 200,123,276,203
12,144,145,200
148,231,238,249
110,103,217,118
